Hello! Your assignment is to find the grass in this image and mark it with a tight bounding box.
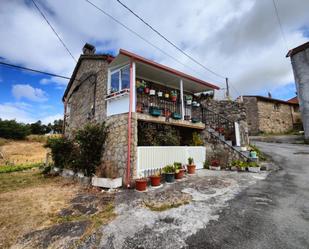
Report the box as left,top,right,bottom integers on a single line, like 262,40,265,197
0,139,47,166
0,169,79,248
0,163,42,174
0,138,8,146
26,134,62,143
143,200,190,212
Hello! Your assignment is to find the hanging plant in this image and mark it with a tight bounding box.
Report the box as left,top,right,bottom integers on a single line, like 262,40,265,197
157,91,163,97
186,95,192,105
136,80,145,94
170,90,177,102
164,92,170,99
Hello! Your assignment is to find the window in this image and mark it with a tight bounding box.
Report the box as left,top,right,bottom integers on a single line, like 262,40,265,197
274,103,280,111
109,65,130,93
293,105,299,112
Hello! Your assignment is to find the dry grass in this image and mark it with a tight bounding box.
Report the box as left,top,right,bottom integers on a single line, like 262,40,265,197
26,134,62,143
0,140,48,166
0,170,80,248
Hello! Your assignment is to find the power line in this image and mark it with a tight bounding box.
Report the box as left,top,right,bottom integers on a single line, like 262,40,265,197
31,0,77,62
116,0,226,80
0,61,72,80
84,0,224,87
272,0,289,50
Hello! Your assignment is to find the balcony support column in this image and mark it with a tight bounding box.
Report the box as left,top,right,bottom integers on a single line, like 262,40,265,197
180,79,185,120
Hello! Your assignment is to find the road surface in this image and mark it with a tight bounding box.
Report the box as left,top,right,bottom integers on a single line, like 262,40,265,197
185,142,309,249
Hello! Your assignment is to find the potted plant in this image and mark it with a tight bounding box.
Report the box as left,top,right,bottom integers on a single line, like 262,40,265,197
170,90,177,102
163,108,171,117
174,162,185,179
186,95,193,105
144,82,150,94
184,115,191,121
238,161,247,172
250,150,257,158
231,160,241,171
157,90,163,97
172,112,182,120
135,175,147,191
149,172,161,186
187,157,196,174
136,80,145,94
203,160,210,169
163,164,175,183
191,117,200,123
149,88,156,96
209,159,221,170
136,103,143,113
164,92,170,99
248,162,260,173
149,106,161,117
192,100,197,106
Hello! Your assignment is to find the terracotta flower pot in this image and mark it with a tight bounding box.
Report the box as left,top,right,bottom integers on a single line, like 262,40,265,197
171,95,177,102
149,175,161,186
144,87,150,94
135,179,147,191
175,169,185,179
187,164,196,174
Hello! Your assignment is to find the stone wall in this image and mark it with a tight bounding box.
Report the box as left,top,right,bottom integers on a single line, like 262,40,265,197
201,99,249,146
242,97,259,135
64,58,109,137
257,100,295,134
290,48,309,140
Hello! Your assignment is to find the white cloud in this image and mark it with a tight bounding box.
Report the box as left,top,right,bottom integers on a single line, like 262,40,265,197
40,76,68,86
0,0,309,99
41,113,63,124
12,84,48,102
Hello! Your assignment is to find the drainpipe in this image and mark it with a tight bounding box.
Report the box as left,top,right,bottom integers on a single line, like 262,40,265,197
126,60,134,188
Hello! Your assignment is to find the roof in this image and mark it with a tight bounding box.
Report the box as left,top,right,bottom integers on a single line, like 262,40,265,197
242,95,299,105
62,54,114,101
119,49,220,90
286,41,309,57
287,96,299,104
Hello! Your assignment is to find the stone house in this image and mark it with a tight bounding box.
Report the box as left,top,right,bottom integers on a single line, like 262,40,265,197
242,95,301,135
63,44,249,186
287,41,309,141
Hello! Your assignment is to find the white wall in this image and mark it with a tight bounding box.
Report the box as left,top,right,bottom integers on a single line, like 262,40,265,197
106,95,130,116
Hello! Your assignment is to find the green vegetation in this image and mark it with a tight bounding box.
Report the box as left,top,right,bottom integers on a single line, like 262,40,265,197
203,160,210,169
188,157,194,165
0,119,30,139
144,201,190,212
162,164,175,173
190,132,204,146
0,163,42,174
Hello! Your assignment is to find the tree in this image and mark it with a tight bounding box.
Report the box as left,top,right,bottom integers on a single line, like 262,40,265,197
0,119,30,139
52,119,63,134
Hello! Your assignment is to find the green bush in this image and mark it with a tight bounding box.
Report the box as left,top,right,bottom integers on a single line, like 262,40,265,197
45,137,76,170
162,164,175,174
0,163,42,174
190,132,204,146
75,123,107,177
0,119,30,139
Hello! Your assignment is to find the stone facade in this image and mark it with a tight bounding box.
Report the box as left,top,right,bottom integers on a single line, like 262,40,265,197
64,56,109,137
289,45,309,140
201,99,249,146
243,96,300,135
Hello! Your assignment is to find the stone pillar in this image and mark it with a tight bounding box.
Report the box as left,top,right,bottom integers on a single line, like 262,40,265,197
290,48,309,141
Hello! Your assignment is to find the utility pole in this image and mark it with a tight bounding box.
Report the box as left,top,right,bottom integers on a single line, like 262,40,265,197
225,77,230,99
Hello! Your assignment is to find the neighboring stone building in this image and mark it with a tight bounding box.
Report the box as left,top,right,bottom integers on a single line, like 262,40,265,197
242,95,301,135
287,41,309,141
63,44,249,186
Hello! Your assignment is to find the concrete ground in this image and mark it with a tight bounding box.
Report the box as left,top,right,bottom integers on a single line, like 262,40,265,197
250,134,305,144
185,142,309,249
92,169,270,249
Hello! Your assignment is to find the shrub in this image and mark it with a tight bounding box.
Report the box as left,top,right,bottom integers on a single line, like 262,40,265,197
75,123,107,177
162,164,175,174
0,119,30,139
44,136,76,170
173,162,182,170
191,132,204,146
203,160,210,169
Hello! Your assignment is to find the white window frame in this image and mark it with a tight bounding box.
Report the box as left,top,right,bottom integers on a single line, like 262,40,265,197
108,64,130,94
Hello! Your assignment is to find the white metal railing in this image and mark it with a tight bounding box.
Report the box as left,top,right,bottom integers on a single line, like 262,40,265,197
137,146,206,176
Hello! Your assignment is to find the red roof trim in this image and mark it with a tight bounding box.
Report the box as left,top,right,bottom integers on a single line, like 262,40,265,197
287,96,299,104
119,49,220,90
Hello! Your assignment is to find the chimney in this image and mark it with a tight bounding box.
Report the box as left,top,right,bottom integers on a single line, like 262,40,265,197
268,92,272,99
82,43,96,55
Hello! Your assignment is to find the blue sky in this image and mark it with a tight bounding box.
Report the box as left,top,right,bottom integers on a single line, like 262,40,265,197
1,0,309,124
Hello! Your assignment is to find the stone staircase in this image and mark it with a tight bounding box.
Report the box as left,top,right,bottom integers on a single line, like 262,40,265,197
201,107,250,161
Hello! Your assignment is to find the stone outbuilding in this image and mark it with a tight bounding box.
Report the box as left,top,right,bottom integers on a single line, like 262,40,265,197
63,44,250,186
287,41,309,141
242,95,301,135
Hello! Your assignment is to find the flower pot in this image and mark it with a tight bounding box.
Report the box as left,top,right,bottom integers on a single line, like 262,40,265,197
186,100,192,105
191,117,200,123
164,173,175,183
149,175,161,186
144,87,150,94
136,105,143,113
250,151,257,158
175,169,185,179
209,165,221,171
231,166,238,171
172,112,182,120
238,167,246,172
149,106,161,117
135,179,147,191
248,166,260,173
149,89,156,95
137,87,144,94
187,164,196,174
163,109,171,117
157,91,163,97
192,101,197,106
184,115,191,121
171,95,177,102
164,93,170,98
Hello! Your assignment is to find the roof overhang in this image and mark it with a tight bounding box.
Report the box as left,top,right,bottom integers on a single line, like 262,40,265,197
109,49,220,93
286,41,309,57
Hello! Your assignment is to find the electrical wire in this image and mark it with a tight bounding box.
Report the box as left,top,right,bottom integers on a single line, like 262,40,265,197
84,0,224,87
115,0,226,80
31,0,77,62
272,0,289,50
0,61,72,80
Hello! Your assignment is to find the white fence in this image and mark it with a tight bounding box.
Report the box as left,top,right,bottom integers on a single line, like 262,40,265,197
137,146,206,176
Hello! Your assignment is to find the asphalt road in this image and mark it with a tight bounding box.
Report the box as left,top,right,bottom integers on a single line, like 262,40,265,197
185,142,309,249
